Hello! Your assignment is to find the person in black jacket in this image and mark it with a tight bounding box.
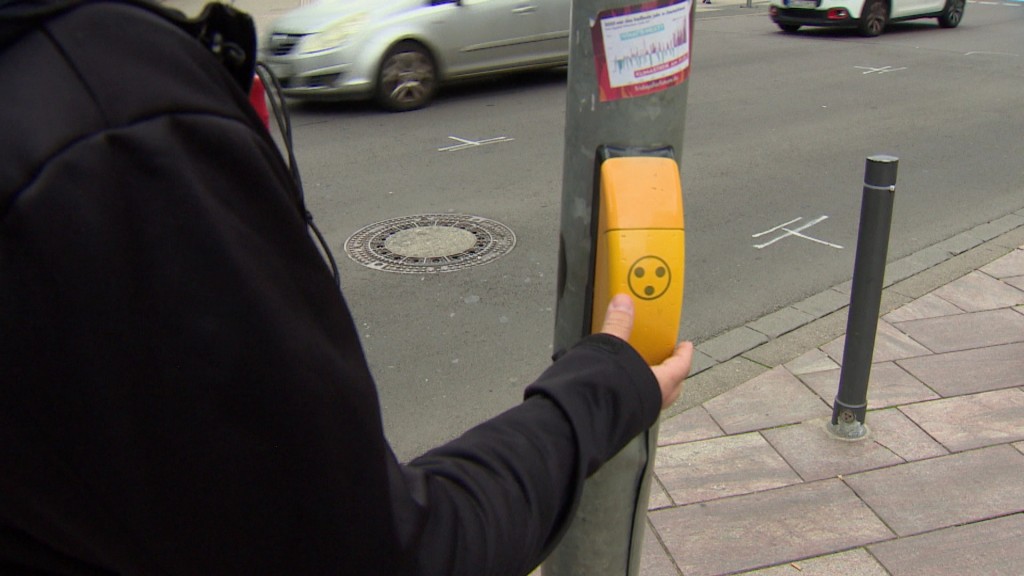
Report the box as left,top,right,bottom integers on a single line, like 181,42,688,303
0,1,693,574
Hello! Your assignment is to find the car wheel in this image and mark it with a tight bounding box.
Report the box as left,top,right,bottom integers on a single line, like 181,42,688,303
777,23,801,33
937,0,965,27
376,41,436,112
857,0,888,37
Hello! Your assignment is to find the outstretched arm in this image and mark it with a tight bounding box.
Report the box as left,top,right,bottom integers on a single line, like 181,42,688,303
397,296,692,576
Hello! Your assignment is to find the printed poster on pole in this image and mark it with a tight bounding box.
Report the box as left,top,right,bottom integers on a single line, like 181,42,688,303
591,0,693,102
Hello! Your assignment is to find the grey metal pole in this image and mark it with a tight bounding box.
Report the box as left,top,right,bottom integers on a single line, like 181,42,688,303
827,155,898,440
545,0,693,574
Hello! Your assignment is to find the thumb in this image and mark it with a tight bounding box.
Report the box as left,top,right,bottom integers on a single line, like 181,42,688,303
599,294,635,342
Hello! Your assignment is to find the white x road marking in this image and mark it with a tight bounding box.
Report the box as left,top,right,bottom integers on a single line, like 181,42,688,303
439,135,515,152
854,65,908,74
753,216,844,250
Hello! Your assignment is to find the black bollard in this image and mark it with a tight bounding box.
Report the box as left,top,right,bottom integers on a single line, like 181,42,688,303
828,155,898,440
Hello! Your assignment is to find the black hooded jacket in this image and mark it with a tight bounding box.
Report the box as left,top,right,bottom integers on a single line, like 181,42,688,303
0,2,662,574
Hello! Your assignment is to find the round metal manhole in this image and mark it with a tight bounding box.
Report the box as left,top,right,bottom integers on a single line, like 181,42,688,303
344,214,516,274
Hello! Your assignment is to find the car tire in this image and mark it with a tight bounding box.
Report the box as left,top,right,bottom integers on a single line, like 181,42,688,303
778,23,801,33
937,0,965,27
375,41,437,112
857,0,888,37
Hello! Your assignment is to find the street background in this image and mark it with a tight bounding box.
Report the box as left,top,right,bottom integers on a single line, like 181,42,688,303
166,0,1024,459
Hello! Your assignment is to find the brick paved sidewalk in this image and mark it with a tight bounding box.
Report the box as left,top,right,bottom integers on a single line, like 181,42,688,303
643,228,1024,575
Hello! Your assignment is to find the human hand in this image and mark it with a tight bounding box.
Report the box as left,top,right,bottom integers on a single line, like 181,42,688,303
599,294,693,410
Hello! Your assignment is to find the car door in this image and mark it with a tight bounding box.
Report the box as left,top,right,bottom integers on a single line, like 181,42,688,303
528,0,571,64
429,0,549,76
890,0,946,19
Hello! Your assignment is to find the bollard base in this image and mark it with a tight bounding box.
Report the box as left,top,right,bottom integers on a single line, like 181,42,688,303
826,419,870,441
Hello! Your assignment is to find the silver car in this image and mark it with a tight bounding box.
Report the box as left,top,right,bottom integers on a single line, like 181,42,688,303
260,0,571,111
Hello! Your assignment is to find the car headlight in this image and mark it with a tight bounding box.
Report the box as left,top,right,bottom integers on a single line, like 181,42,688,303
300,13,368,54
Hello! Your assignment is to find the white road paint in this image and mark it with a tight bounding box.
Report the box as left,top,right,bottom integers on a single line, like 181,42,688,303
438,135,515,152
854,65,908,75
753,216,844,250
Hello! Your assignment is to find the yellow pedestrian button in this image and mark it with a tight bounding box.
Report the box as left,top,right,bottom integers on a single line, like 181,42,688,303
591,156,685,365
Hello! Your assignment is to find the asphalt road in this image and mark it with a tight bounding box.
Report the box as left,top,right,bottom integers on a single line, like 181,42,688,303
166,0,1024,459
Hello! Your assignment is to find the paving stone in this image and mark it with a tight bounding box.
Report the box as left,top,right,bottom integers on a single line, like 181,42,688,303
674,357,769,416
784,349,838,376
992,225,1024,249
762,409,946,482
699,326,770,363
898,388,1024,452
703,366,831,434
640,522,682,576
821,320,931,364
883,256,931,288
972,214,1024,241
648,478,674,511
898,342,1024,396
981,248,1024,279
877,289,914,319
1016,440,1024,455
734,549,888,576
748,307,815,339
792,289,848,318
933,232,984,257
896,308,1024,354
649,479,893,576
881,293,964,323
844,444,1024,536
1008,275,1024,291
930,271,1024,312
688,348,717,376
742,309,849,370
869,513,1024,576
655,433,802,505
865,408,949,462
762,417,903,482
798,361,940,410
894,246,952,279
887,245,960,287
657,406,724,447
889,244,1008,301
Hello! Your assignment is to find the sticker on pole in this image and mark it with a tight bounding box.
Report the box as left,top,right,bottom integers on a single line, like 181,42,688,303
592,0,692,103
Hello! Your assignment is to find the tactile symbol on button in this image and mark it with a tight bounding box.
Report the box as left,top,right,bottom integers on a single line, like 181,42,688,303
628,255,671,300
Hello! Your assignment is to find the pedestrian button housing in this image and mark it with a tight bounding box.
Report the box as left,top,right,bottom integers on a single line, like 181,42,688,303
590,153,685,365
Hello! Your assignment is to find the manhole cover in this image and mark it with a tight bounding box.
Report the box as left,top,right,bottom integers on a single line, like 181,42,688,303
345,214,516,274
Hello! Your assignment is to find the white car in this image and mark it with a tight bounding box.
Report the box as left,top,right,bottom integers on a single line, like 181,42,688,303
259,0,571,111
768,0,965,36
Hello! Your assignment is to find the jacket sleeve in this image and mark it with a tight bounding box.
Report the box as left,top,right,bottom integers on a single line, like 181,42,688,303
396,335,661,576
0,3,661,576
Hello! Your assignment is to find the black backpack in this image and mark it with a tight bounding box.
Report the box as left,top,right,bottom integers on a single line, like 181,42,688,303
0,0,338,285
0,0,257,92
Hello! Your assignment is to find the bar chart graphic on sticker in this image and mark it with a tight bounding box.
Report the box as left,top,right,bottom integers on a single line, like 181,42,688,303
592,0,692,102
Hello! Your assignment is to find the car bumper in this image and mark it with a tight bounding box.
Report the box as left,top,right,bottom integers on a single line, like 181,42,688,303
259,43,375,100
770,6,856,26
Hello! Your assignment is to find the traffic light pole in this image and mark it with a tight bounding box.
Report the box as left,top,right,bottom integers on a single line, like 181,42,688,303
545,1,694,574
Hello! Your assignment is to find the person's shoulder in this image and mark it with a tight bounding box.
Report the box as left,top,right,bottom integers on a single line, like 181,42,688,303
0,0,86,48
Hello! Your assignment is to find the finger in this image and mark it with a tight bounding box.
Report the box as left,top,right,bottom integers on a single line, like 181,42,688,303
657,341,693,381
652,341,693,409
599,294,635,342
